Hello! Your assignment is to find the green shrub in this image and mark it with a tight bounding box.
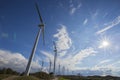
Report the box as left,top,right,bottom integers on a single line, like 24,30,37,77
31,72,52,80
0,68,19,75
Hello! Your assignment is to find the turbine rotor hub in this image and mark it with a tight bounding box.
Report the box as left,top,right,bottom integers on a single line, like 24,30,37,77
38,23,44,28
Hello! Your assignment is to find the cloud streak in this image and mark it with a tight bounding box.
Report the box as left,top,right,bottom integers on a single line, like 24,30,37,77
96,16,120,34
83,18,88,25
69,2,82,15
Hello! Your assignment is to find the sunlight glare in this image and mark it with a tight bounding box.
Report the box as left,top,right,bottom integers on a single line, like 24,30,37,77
99,40,110,48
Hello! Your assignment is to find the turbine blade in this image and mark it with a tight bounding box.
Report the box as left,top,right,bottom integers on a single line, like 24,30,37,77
42,27,45,45
35,2,43,23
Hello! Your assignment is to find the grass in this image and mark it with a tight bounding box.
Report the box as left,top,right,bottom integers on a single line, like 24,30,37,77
0,74,12,80
13,76,40,80
58,77,69,80
31,71,53,79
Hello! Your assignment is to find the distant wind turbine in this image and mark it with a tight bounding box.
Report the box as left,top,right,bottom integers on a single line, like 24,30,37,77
24,2,45,76
40,60,44,71
53,41,57,75
58,64,61,75
67,68,69,75
62,66,65,75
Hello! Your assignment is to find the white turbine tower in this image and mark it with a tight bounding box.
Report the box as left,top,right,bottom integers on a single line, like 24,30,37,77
58,64,61,75
24,2,45,76
62,66,65,75
49,59,52,73
53,41,57,75
40,60,44,72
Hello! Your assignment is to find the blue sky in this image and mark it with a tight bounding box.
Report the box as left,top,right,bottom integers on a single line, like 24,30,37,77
0,0,120,76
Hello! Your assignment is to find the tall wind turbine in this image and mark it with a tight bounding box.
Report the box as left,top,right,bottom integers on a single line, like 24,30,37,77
49,59,52,73
53,41,57,75
24,2,45,76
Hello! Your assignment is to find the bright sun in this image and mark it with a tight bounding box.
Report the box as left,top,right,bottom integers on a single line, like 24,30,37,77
99,40,110,48
102,41,109,47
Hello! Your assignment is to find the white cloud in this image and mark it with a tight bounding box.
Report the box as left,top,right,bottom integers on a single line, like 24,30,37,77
41,51,54,62
40,48,120,76
72,47,97,63
69,3,82,15
41,49,120,76
53,24,72,57
62,47,97,70
91,59,120,76
0,49,46,73
72,59,120,76
83,18,88,25
77,3,82,9
99,59,111,64
41,47,97,71
96,16,120,34
91,10,99,20
70,8,76,15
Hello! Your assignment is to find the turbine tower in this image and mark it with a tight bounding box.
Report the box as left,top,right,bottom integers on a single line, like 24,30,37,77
58,64,61,75
53,41,57,75
24,2,45,76
49,59,52,73
67,68,69,75
40,60,44,71
62,66,65,75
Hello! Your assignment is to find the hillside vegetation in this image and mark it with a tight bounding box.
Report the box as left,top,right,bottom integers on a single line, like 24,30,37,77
13,76,40,80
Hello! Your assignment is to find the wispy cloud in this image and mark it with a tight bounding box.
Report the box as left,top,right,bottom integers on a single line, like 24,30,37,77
1,33,8,38
69,2,82,15
41,47,97,71
70,8,76,15
41,47,120,76
83,18,88,25
0,49,48,73
96,16,120,34
72,47,97,63
74,59,120,76
99,59,111,64
92,11,98,19
53,24,72,57
41,51,54,62
91,59,120,76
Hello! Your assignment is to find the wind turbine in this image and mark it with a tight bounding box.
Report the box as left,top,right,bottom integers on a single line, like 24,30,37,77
53,41,57,75
67,68,69,75
58,64,61,75
49,59,52,73
24,2,45,76
62,66,65,75
40,60,44,71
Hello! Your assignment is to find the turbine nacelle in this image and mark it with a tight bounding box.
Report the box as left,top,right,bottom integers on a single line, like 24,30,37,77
38,23,44,28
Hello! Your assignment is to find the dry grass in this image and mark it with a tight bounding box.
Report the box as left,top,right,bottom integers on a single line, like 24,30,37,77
13,76,40,80
0,74,12,80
